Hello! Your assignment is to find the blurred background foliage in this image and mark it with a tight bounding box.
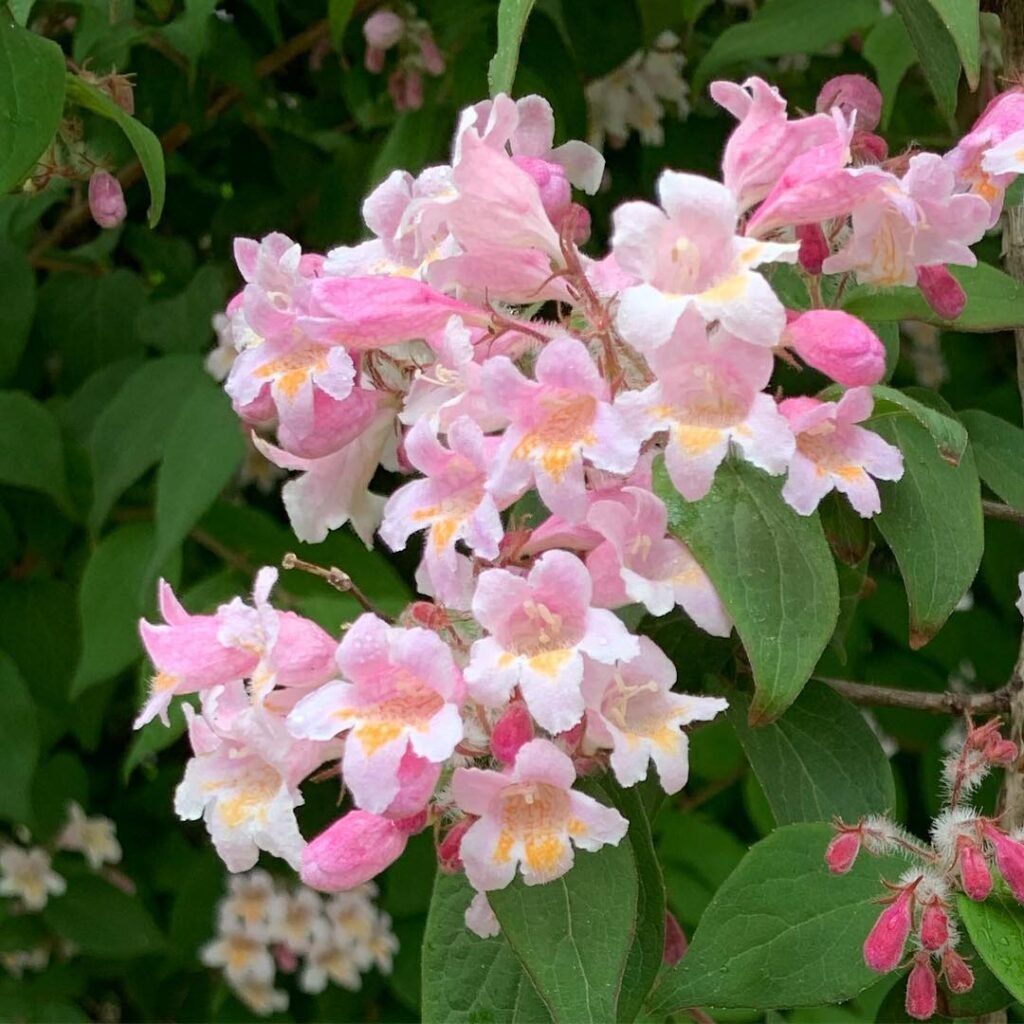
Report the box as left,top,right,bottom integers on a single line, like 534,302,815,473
1,0,1023,1020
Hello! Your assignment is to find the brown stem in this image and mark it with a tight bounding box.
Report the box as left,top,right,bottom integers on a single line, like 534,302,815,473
281,552,394,622
815,676,1013,715
983,499,1024,524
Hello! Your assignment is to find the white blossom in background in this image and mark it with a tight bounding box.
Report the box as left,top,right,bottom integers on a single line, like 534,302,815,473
1,946,49,978
0,846,66,911
201,870,396,1015
585,31,689,150
57,802,122,870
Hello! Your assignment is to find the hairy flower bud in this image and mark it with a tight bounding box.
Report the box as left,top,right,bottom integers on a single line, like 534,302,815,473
917,265,966,320
816,74,883,132
906,952,938,1021
958,839,993,901
983,824,1024,903
864,883,916,973
88,171,127,229
491,702,534,765
363,9,404,50
825,828,862,874
983,735,1018,766
300,811,408,892
785,309,886,387
941,948,975,994
919,900,949,951
795,223,830,275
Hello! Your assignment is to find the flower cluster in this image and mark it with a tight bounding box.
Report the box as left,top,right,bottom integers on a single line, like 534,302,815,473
826,718,1023,1020
361,5,445,112
142,78,1024,932
200,869,396,1015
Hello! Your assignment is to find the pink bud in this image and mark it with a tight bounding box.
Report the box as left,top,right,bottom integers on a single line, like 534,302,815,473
917,265,966,320
941,949,975,994
274,943,299,972
491,702,535,765
557,720,585,750
388,69,407,110
437,817,472,874
983,735,1019,766
816,74,883,132
663,912,687,966
512,156,573,225
825,829,861,874
851,130,888,164
363,9,404,50
864,884,916,973
419,32,445,76
403,68,424,111
983,825,1024,903
365,45,385,73
88,171,127,229
958,839,993,901
785,309,886,387
300,810,408,892
796,223,830,275
905,952,938,1021
919,901,949,951
383,750,440,819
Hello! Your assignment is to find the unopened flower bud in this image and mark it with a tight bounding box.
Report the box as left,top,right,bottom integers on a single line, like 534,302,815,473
905,952,938,1021
419,32,445,76
300,810,408,892
941,948,975,994
825,827,862,874
663,912,687,966
88,171,127,229
864,883,916,973
917,265,966,320
383,750,440,819
491,702,534,765
403,68,424,111
785,309,886,387
274,943,299,972
983,824,1024,903
365,45,386,73
983,735,1018,766
363,9,404,50
512,155,572,224
919,900,949,951
851,130,888,164
816,74,883,132
958,839,993,901
437,817,472,874
796,223,829,275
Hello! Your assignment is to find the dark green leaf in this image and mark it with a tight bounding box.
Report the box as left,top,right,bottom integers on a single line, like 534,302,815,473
657,458,839,723
0,17,66,193
328,0,357,47
871,385,968,465
927,0,980,90
863,15,918,128
958,889,1024,1004
648,823,905,1013
960,409,1024,511
488,0,537,97
136,265,228,354
561,0,643,79
0,651,38,822
891,0,961,118
122,692,192,782
160,0,218,71
0,391,69,509
730,686,895,826
0,240,33,383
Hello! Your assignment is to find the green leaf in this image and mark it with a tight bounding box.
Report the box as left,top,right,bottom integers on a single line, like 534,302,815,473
421,872,550,1024
0,240,33,383
871,385,968,465
122,692,192,782
64,74,166,226
648,823,905,1013
160,0,218,72
328,0,357,47
958,889,1024,1004
0,652,38,822
72,523,180,698
863,15,918,128
693,0,879,90
44,875,164,957
843,263,1024,331
88,355,206,530
488,0,537,98
0,17,66,193
7,1,34,26
656,458,839,724
561,0,643,79
729,686,895,826
136,265,228,354
146,377,245,585
927,0,980,90
0,391,70,510
368,106,454,188
870,411,983,647
960,409,1024,511
891,0,961,118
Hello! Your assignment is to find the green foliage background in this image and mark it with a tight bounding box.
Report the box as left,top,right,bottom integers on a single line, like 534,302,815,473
2,0,1024,1020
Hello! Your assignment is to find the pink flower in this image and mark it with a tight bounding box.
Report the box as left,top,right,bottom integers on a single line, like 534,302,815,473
585,487,731,635
380,416,504,605
582,637,727,793
363,9,404,50
784,310,886,387
983,824,1024,902
863,882,916,972
286,614,464,814
300,810,416,892
710,76,838,211
822,154,988,288
779,388,903,518
88,171,127,229
483,336,641,522
465,551,639,734
452,738,628,890
816,75,883,132
618,312,794,501
612,170,798,351
906,952,937,1020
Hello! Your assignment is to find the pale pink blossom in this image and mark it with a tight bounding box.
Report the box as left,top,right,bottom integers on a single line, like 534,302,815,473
585,487,731,635
612,169,798,351
582,638,727,793
483,335,641,522
779,388,903,518
286,614,464,814
617,312,794,501
465,892,500,937
363,9,404,50
452,738,628,890
465,551,639,734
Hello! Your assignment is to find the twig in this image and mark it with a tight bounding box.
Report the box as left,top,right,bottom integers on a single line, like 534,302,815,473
282,552,394,622
983,499,1024,524
815,676,1013,715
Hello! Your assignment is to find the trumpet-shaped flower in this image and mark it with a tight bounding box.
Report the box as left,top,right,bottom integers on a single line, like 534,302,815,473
484,335,641,522
452,738,628,890
612,170,798,351
464,550,639,733
779,388,904,517
582,638,728,792
286,614,464,814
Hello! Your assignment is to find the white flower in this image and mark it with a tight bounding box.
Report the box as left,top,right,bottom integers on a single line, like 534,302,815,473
219,869,277,935
57,803,122,870
266,887,324,953
201,923,275,985
233,978,289,1016
366,911,399,973
300,934,363,994
0,847,66,911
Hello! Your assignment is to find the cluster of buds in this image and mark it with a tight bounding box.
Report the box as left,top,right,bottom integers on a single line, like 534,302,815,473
826,719,1023,1020
142,77,1024,934
200,870,396,1015
361,5,445,112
